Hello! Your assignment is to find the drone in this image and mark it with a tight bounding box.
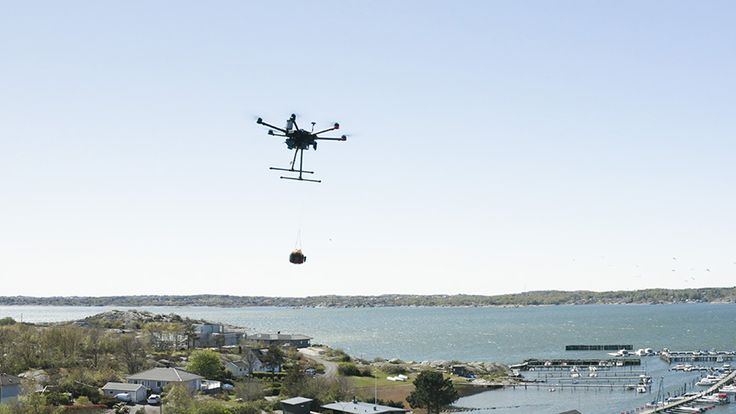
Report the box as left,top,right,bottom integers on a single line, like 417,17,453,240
257,113,347,183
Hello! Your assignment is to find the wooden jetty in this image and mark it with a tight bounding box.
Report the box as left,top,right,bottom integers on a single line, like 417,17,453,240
640,369,736,413
660,350,736,363
565,344,633,351
518,358,641,370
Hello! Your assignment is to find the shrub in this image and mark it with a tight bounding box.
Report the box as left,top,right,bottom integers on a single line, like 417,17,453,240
382,364,407,375
338,363,372,377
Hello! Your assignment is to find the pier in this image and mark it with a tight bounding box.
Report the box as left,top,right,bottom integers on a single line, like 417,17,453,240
565,344,633,351
519,358,641,370
660,350,736,363
641,369,736,413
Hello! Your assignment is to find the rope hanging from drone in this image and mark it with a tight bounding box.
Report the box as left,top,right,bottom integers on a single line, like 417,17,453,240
257,113,348,264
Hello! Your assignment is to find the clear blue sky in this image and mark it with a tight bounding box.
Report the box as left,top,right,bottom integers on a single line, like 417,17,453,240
1,1,734,297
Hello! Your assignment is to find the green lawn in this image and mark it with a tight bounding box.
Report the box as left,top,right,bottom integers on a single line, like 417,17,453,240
348,368,415,388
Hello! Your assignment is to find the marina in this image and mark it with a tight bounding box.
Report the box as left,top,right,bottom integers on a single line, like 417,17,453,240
661,350,736,364
641,369,736,413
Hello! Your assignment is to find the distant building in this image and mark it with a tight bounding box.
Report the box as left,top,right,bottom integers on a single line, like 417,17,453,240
225,348,282,377
0,374,21,404
322,401,408,414
248,333,312,348
101,382,147,403
193,323,245,348
282,397,314,414
127,368,203,393
451,365,469,377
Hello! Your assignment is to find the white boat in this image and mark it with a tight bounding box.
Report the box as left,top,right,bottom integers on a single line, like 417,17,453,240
608,349,630,357
637,385,648,393
696,377,719,386
719,385,736,393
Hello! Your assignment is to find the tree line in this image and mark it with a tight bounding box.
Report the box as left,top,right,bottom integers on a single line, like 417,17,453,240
1,287,735,307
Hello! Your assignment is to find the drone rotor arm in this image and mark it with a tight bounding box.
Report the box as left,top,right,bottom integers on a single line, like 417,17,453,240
312,127,338,135
314,136,347,141
258,120,288,133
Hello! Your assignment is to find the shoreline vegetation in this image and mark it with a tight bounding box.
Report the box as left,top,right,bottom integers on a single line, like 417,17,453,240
1,287,735,307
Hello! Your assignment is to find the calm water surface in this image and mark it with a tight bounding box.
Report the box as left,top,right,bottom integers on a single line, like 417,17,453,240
2,304,735,413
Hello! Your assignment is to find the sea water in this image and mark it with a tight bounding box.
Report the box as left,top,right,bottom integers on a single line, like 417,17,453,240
2,303,735,413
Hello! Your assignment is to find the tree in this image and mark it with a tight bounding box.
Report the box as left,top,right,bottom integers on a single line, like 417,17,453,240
406,370,458,414
162,383,194,414
115,334,146,374
234,379,264,401
187,350,224,380
261,345,285,383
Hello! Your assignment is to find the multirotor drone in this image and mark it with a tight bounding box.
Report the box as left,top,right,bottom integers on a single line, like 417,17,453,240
257,113,347,183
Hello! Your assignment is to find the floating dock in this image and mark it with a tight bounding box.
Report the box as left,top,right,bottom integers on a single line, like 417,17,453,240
517,358,641,370
640,369,736,413
660,350,736,363
565,344,633,351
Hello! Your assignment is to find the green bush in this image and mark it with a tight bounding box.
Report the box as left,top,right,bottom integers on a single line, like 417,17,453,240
382,364,407,375
338,362,372,377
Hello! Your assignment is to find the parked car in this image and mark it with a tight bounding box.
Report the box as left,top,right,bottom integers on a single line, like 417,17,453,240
114,393,132,403
147,394,161,405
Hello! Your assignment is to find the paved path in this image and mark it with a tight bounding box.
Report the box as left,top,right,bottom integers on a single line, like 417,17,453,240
299,347,338,378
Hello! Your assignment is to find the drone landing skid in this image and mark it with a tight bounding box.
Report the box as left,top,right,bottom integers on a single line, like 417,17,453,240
269,167,315,174
280,176,321,183
269,167,320,183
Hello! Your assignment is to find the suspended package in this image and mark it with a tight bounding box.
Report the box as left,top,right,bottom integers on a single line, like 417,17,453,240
289,249,307,264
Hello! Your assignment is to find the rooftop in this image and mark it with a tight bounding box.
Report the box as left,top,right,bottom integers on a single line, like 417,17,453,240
102,382,146,392
227,360,250,369
127,368,203,382
322,402,408,414
282,396,314,405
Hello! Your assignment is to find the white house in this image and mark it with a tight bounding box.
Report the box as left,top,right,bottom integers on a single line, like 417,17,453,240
0,374,22,404
225,349,282,378
101,382,147,403
127,368,203,394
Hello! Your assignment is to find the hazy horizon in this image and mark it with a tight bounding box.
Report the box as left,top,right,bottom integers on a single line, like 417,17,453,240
2,1,734,297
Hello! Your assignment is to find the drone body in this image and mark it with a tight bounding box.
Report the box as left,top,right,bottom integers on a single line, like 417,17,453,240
257,113,347,183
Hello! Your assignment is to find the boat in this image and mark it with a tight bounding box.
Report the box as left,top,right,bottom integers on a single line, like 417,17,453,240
636,385,648,393
608,349,630,357
696,377,719,386
719,385,736,393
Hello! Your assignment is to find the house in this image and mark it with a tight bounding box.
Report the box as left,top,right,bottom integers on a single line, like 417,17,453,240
225,360,251,378
225,348,282,377
127,368,203,393
101,382,147,403
322,401,408,414
282,397,314,414
451,365,469,377
247,333,312,348
193,323,245,348
0,374,22,404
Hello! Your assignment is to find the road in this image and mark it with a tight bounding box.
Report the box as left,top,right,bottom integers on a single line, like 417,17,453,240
299,347,338,378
